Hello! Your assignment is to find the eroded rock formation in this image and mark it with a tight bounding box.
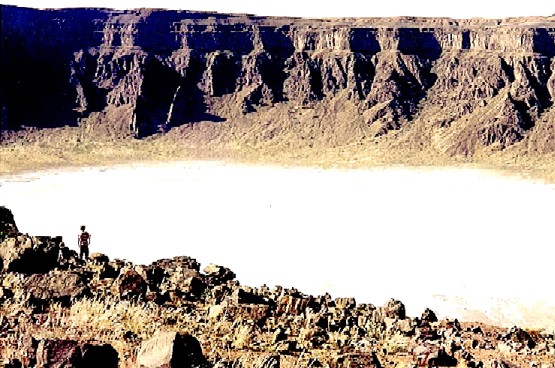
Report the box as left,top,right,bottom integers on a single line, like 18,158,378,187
1,206,555,367
2,6,555,155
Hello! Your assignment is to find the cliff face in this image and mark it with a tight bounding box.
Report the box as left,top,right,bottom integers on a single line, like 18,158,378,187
2,6,555,154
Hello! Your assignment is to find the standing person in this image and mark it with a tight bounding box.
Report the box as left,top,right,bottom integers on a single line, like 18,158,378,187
78,225,91,260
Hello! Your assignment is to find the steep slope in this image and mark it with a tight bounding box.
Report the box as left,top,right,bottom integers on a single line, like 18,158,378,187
2,6,555,157
2,205,555,367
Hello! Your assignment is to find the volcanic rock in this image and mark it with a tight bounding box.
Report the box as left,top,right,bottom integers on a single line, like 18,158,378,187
382,298,406,320
421,308,438,323
0,207,18,238
88,252,110,264
81,345,119,367
0,235,63,274
23,270,88,307
203,263,236,286
113,269,147,299
136,331,208,368
35,339,118,368
503,326,536,349
1,204,554,367
413,345,458,367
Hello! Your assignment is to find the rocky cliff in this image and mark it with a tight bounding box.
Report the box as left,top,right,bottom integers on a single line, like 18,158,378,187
2,6,555,155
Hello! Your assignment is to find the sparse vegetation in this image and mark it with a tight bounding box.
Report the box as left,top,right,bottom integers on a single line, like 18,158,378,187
2,114,555,184
2,7,555,366
0,225,554,367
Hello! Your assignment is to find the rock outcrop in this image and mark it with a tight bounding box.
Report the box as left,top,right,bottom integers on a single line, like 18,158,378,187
136,332,208,368
0,234,63,274
1,200,555,364
23,270,88,308
2,6,555,155
35,340,118,368
0,207,18,238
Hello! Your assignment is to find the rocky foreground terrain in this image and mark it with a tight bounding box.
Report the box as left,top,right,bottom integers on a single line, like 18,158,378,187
1,205,555,367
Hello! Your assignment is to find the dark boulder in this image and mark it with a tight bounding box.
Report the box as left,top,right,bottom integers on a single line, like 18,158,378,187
233,288,271,305
382,298,406,320
0,235,62,274
413,346,457,367
203,263,236,286
36,340,81,368
56,245,79,267
80,344,119,368
96,263,119,279
143,256,203,300
428,347,458,367
0,206,19,238
136,331,208,368
182,276,207,299
421,308,438,323
503,326,536,349
113,269,147,299
150,256,201,272
143,264,167,288
23,270,88,307
35,339,118,368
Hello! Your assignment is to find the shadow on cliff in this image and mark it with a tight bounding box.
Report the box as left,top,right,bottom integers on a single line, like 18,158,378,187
1,6,107,131
134,58,226,138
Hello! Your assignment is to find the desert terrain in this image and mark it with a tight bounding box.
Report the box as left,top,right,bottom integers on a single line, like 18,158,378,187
1,5,555,367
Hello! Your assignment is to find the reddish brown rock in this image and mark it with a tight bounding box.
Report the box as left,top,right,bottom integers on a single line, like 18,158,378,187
23,270,88,307
35,339,118,368
203,263,236,286
0,235,62,274
136,331,208,368
113,269,147,299
382,298,406,320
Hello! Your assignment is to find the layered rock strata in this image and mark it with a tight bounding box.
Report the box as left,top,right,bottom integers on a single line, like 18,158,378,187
2,7,555,154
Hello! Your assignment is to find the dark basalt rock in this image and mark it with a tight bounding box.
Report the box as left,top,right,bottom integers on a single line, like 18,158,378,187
136,331,209,368
0,207,18,235
35,339,118,368
23,270,89,308
0,234,63,274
